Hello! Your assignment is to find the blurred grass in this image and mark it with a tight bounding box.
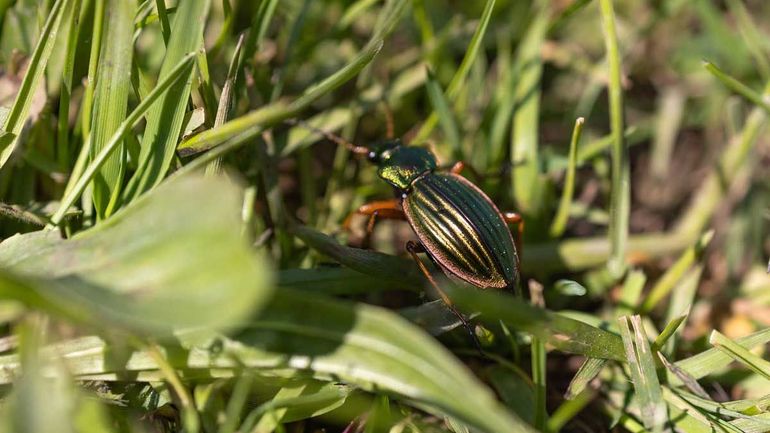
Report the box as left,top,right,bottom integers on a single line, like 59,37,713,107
0,0,769,432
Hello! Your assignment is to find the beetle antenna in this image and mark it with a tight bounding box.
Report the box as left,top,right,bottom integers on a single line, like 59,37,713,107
285,118,371,156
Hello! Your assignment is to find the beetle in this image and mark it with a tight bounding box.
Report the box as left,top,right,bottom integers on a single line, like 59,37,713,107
289,119,523,342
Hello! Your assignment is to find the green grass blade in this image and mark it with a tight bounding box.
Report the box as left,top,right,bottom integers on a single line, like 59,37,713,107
704,61,770,114
154,0,170,44
122,0,210,203
510,8,548,217
565,358,607,400
51,54,196,226
0,0,72,168
618,315,665,432
658,352,709,399
0,290,538,433
639,230,713,313
652,313,688,351
412,0,496,143
599,0,630,278
671,328,770,385
550,117,585,237
446,285,625,360
0,174,273,334
710,330,770,380
425,67,462,160
662,266,702,355
726,0,770,79
206,33,244,175
88,0,136,220
55,0,82,174
81,0,105,140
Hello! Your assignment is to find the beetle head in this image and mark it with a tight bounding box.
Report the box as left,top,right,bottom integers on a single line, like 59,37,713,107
371,140,437,190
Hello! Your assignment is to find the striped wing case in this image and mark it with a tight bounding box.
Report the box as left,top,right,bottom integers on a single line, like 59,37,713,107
403,173,519,290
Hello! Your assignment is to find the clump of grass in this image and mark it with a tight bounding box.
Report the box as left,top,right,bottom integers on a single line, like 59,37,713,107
0,1,769,432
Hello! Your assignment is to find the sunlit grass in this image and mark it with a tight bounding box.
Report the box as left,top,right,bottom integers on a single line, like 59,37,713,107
0,1,768,432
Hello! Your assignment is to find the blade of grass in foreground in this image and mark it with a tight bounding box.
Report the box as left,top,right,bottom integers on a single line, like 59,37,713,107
0,174,273,335
446,284,625,360
599,0,630,278
0,0,73,168
88,0,136,219
50,54,196,226
122,0,210,204
618,315,665,433
0,289,537,433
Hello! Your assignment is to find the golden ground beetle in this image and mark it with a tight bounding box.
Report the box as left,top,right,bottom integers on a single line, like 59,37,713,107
290,119,523,344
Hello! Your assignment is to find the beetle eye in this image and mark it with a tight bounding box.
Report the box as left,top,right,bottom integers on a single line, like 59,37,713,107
368,151,378,161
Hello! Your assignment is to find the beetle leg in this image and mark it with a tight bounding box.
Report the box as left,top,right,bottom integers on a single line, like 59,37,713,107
502,211,524,259
343,199,405,247
449,161,482,181
406,241,484,353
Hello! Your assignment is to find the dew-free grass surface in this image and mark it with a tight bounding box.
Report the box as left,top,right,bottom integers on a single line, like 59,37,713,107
0,1,769,432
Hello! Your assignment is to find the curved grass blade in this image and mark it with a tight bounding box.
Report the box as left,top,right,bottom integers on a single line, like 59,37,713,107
0,0,73,168
550,117,585,237
0,174,273,335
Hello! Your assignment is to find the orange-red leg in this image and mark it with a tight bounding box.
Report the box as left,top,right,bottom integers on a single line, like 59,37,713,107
343,199,405,248
449,160,482,181
406,241,483,352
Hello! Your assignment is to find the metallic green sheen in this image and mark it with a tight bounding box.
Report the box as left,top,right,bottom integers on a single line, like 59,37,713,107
403,173,519,290
376,146,437,190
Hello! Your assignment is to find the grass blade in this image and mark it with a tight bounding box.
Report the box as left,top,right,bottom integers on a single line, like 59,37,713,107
446,284,625,360
1,174,273,335
618,315,665,432
51,54,196,226
0,0,72,168
672,328,770,385
510,8,548,217
550,117,585,237
710,330,770,380
122,0,210,203
639,230,713,313
88,0,136,219
704,61,770,114
0,290,538,433
565,358,607,400
599,0,630,278
205,33,244,175
425,67,462,160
